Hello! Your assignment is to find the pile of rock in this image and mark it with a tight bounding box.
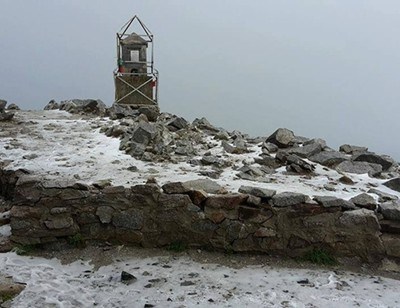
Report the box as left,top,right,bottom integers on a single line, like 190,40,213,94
44,99,108,116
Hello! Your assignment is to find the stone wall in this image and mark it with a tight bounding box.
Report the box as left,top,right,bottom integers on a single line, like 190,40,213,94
1,168,388,261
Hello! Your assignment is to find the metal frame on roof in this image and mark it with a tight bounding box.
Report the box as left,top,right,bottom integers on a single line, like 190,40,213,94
114,15,158,105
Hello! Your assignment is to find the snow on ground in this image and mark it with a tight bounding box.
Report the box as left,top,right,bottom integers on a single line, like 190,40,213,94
0,251,399,308
1,110,399,201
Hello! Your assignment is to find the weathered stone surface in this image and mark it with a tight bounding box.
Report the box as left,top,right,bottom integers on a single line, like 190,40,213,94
383,178,400,193
270,192,308,207
238,185,276,199
379,201,400,221
187,190,208,205
339,144,368,154
368,188,398,202
138,106,159,122
59,99,107,115
314,196,355,210
309,151,348,167
158,194,193,209
112,209,144,229
350,193,377,210
221,140,247,154
303,138,327,148
254,227,276,238
167,116,188,130
287,143,322,158
204,194,248,210
163,179,223,195
130,122,158,145
0,282,26,301
262,142,278,153
182,179,224,194
353,153,394,171
286,154,315,173
44,99,59,110
336,161,382,175
266,128,296,148
44,217,74,229
338,209,380,231
254,155,280,169
96,206,114,224
382,234,400,258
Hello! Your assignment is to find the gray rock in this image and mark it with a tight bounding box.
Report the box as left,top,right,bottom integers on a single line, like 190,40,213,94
7,103,20,110
383,178,400,193
287,143,322,158
0,112,14,121
60,99,107,115
109,103,139,119
314,196,355,209
44,99,59,110
138,106,159,122
121,271,137,285
192,117,219,132
286,154,315,173
222,140,247,154
0,99,7,111
112,209,144,229
254,155,281,169
238,185,276,199
167,116,188,131
262,142,279,153
379,201,400,221
266,128,296,148
339,144,368,154
368,188,398,202
130,122,158,145
96,206,114,224
183,179,224,194
303,138,327,148
350,193,377,210
270,192,308,207
309,151,348,167
353,153,394,171
336,161,382,175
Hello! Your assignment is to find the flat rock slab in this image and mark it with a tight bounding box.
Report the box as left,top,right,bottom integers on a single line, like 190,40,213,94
314,196,355,210
163,179,224,194
270,192,308,207
238,185,276,199
350,193,377,210
309,151,348,167
336,161,382,175
353,153,394,171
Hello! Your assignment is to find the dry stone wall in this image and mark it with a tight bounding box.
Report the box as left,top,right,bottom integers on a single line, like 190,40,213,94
0,167,389,261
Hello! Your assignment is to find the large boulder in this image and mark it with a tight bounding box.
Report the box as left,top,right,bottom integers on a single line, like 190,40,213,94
0,112,14,121
383,178,400,193
368,188,398,202
309,151,348,167
0,99,6,111
266,128,296,148
353,153,395,171
336,161,382,175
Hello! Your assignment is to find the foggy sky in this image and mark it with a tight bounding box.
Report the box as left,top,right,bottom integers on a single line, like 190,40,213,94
1,0,400,160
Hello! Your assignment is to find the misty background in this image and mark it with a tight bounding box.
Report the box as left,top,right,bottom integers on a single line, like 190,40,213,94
1,1,399,160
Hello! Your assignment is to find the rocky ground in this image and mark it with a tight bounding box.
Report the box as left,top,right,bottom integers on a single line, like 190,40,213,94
1,99,400,307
